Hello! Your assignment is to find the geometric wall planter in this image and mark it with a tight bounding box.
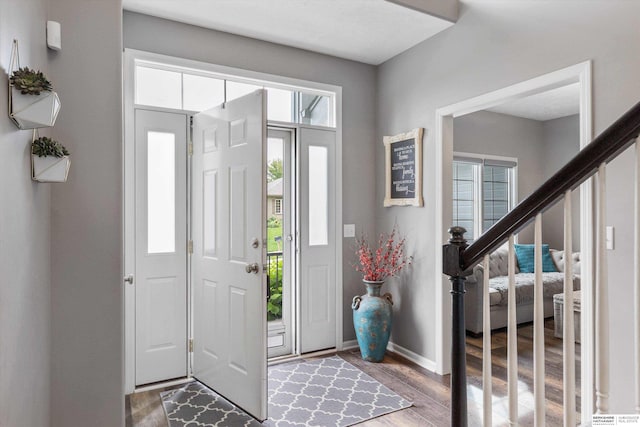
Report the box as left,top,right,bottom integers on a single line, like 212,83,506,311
31,154,70,183
7,39,61,130
10,87,61,129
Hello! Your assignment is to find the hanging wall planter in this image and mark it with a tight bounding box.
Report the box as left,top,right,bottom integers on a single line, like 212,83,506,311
31,131,70,183
8,40,61,129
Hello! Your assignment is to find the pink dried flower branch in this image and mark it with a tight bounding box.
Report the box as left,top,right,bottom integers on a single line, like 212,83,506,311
353,225,412,282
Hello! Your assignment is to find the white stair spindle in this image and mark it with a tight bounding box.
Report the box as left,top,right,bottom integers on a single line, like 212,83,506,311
635,141,640,414
482,254,493,427
534,214,546,426
596,163,610,413
508,234,518,425
563,191,576,426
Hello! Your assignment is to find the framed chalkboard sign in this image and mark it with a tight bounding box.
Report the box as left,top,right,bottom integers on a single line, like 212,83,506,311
384,128,424,207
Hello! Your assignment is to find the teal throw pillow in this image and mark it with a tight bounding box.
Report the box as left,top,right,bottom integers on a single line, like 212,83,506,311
513,244,557,273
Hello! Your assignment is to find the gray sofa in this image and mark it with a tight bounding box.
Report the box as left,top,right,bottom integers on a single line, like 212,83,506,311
464,247,581,334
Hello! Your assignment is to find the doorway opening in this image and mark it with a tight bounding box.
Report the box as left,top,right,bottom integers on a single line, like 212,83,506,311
123,50,344,416
434,61,593,421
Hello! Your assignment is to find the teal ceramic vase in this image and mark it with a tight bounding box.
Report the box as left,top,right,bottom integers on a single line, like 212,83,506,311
352,280,393,362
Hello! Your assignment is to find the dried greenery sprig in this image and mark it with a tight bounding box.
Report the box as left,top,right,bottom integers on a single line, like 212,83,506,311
32,136,70,158
354,225,411,282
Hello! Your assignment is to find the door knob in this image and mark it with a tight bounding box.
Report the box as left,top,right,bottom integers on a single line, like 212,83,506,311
124,274,134,285
245,263,260,274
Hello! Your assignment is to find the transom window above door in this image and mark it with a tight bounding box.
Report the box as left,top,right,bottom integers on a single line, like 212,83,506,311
452,154,517,242
134,62,336,127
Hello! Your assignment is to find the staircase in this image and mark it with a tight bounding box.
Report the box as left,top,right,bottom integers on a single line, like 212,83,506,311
443,101,640,426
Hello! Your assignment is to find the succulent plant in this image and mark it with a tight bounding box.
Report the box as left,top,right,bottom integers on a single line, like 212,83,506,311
10,67,53,95
32,136,70,158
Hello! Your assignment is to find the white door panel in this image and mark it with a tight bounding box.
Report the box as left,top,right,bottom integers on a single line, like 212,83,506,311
299,127,336,353
135,110,188,385
192,90,267,421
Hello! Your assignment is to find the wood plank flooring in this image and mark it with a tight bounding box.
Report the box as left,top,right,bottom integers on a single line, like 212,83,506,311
126,319,580,426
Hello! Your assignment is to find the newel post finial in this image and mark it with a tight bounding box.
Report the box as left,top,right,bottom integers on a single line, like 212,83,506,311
448,226,468,246
444,225,469,427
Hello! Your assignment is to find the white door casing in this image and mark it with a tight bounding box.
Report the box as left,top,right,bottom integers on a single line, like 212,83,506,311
192,90,267,420
299,127,336,353
124,49,345,393
135,110,188,385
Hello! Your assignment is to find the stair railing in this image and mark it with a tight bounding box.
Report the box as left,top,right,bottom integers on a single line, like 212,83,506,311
443,100,640,426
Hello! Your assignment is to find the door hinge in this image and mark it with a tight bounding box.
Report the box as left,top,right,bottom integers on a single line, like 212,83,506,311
189,338,194,353
188,240,194,254
189,116,194,156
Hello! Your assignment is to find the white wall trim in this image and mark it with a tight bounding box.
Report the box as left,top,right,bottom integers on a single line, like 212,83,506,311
434,61,594,422
123,51,136,395
342,340,359,351
335,87,344,350
126,48,340,98
343,340,438,372
387,341,438,372
438,61,592,118
434,112,452,375
578,61,594,424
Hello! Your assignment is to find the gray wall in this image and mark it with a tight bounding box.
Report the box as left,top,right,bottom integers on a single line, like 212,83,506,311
48,0,123,426
123,11,378,342
453,110,546,243
541,114,580,251
0,1,51,426
377,1,640,411
453,111,580,250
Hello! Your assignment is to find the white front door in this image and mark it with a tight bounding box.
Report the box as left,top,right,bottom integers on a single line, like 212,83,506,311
134,109,188,385
192,90,268,421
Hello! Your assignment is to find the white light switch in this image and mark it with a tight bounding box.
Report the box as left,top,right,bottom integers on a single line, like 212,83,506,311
343,224,355,238
606,226,614,250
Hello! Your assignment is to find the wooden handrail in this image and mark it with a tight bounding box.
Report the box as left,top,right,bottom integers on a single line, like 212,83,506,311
461,100,640,270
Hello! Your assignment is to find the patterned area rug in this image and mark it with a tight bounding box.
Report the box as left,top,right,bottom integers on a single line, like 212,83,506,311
161,382,260,426
161,355,412,426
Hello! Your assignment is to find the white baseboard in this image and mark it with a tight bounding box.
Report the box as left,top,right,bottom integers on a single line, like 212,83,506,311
386,341,438,372
342,339,437,372
341,339,359,351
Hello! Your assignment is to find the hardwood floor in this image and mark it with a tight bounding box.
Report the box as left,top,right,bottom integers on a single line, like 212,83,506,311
126,319,579,426
465,318,581,426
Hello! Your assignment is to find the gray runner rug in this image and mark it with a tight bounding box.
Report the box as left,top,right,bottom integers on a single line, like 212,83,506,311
160,355,412,426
